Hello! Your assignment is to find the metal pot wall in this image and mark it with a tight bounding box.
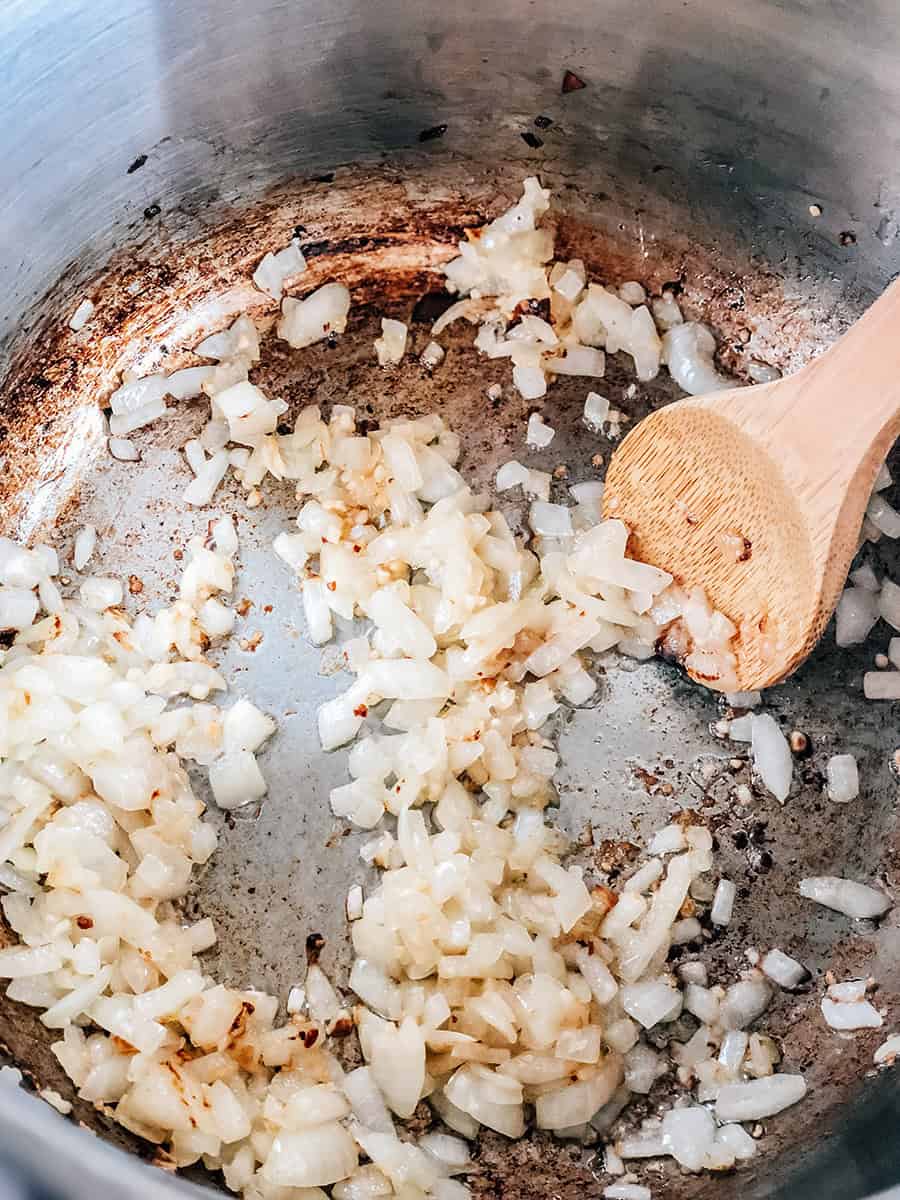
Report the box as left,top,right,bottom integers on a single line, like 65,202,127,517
2,2,900,1198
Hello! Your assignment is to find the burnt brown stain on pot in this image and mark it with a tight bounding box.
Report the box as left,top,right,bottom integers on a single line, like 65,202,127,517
0,163,834,542
0,170,487,538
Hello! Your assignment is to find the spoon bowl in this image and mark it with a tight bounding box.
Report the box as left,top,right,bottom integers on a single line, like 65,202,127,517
604,280,900,690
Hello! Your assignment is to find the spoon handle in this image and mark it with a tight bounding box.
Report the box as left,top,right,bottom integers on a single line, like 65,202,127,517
792,275,900,462
695,277,900,507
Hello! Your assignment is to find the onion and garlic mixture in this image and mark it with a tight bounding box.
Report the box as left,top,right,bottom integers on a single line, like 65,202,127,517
0,179,893,1200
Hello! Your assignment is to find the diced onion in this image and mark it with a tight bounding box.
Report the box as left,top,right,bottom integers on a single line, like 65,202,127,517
750,714,792,802
760,949,807,989
714,1075,807,1121
821,997,883,1030
799,876,892,919
826,754,859,803
710,879,736,926
69,299,95,331
583,392,610,431
374,319,408,366
278,283,351,349
109,437,140,461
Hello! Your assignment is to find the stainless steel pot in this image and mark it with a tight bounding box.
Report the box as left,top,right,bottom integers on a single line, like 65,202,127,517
2,2,900,1198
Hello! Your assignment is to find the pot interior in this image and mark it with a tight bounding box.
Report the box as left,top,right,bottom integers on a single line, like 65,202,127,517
1,160,899,1199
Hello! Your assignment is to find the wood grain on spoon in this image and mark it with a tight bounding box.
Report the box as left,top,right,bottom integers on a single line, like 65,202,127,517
603,279,900,691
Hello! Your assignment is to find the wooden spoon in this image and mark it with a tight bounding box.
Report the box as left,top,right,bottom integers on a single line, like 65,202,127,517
602,279,900,691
